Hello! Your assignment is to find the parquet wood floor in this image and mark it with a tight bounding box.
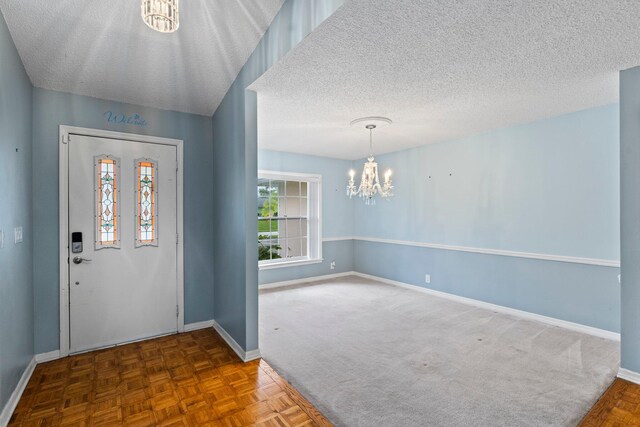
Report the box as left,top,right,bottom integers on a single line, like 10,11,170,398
580,378,640,426
8,329,332,427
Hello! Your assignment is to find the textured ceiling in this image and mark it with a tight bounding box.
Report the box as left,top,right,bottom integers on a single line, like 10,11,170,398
0,0,284,115
252,0,640,160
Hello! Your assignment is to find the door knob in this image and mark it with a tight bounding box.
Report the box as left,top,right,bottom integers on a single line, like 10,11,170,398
72,257,92,264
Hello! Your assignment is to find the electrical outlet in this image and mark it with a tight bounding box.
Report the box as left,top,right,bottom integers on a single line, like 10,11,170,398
330,261,336,270
425,274,431,284
14,226,23,244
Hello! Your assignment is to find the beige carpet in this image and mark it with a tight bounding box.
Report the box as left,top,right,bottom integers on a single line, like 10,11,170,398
259,275,619,426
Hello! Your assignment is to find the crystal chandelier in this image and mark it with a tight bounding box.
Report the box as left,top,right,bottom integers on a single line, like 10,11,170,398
141,0,179,33
347,117,394,205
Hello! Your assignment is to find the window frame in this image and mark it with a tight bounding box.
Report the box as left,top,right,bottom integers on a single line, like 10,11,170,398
257,170,322,270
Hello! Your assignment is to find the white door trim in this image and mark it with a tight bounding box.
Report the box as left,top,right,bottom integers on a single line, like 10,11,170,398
59,125,185,357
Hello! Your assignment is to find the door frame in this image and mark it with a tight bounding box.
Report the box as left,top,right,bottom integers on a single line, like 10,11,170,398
59,125,185,357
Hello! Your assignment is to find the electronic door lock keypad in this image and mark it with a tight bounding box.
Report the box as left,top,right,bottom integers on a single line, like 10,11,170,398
72,232,83,253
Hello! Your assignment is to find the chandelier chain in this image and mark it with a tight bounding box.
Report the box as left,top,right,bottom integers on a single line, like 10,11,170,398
369,128,374,158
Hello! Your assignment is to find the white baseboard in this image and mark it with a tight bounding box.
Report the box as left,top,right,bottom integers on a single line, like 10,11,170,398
35,350,61,363
351,272,620,341
265,270,620,342
618,368,640,385
244,349,261,361
184,320,215,332
0,357,36,427
34,325,216,362
212,320,261,362
259,271,354,290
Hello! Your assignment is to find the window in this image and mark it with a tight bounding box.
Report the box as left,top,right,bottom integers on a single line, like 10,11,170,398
95,155,120,249
135,159,158,247
258,171,321,269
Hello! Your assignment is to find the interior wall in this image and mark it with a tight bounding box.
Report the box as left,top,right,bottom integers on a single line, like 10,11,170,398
354,104,619,259
255,105,620,332
258,149,354,285
0,8,34,414
620,66,640,372
32,88,214,354
353,104,620,332
211,0,344,352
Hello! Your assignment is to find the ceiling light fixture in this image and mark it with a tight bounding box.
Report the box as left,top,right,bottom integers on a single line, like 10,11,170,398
347,117,394,205
142,0,179,33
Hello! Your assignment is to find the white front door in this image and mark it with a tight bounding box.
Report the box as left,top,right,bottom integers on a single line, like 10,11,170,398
68,134,178,353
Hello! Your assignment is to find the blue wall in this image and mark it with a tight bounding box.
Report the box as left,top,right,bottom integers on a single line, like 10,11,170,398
354,241,619,332
0,8,34,414
212,0,343,352
620,66,640,371
353,104,620,260
258,150,354,284
352,105,620,332
32,88,214,354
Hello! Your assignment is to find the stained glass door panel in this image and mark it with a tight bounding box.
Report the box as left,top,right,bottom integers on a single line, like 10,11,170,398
95,156,120,248
135,159,158,247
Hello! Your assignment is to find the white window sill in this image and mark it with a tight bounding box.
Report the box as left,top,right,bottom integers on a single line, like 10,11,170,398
259,258,324,271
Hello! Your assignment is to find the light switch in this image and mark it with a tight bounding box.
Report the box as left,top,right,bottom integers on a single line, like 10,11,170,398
14,227,23,244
